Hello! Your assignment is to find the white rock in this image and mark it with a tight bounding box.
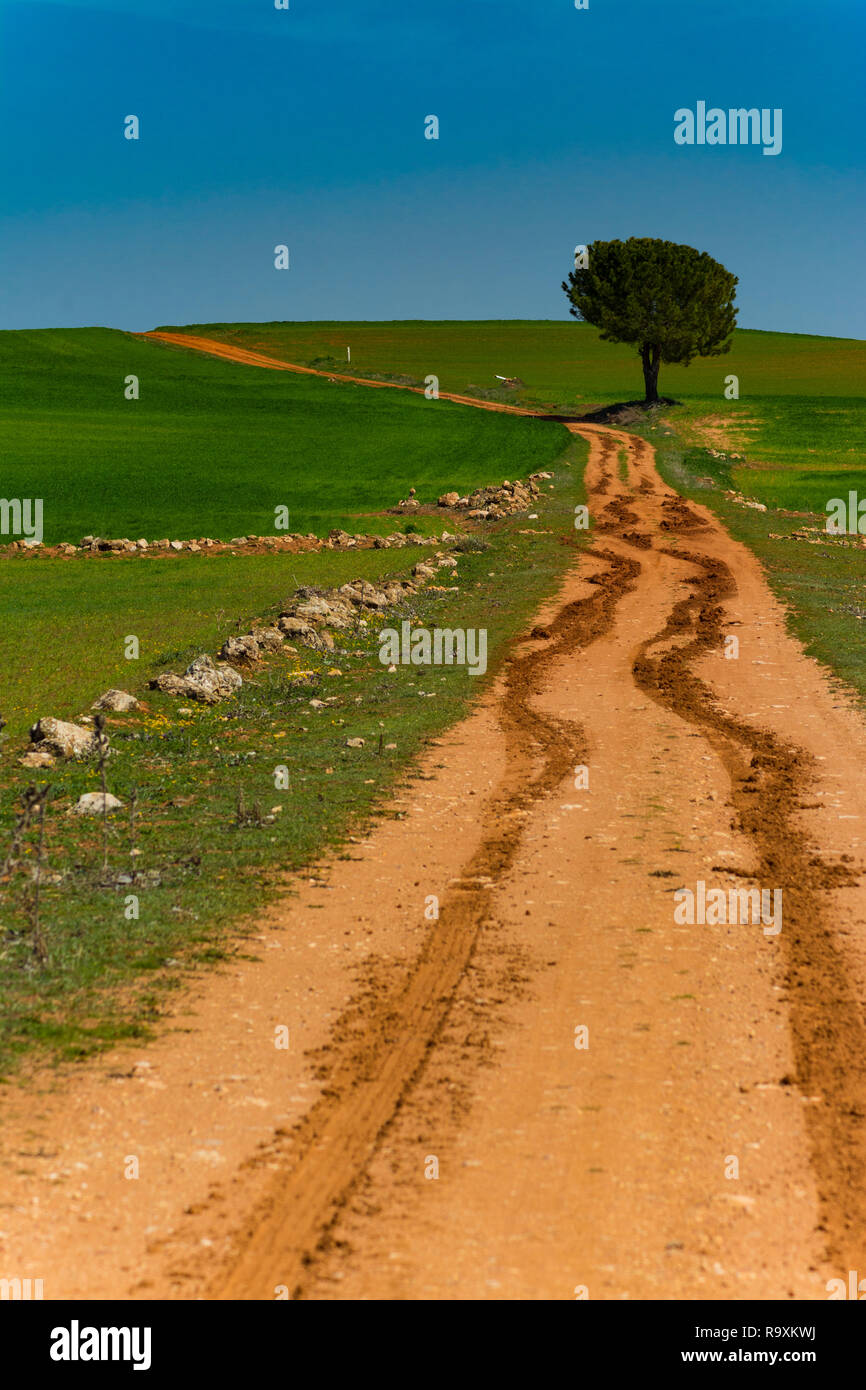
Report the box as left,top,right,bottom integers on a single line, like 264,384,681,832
219,634,260,662
19,750,56,769
30,717,99,759
150,654,242,704
74,792,124,816
93,689,139,712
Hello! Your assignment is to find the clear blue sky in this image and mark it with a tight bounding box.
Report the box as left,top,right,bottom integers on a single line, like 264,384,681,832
1,0,863,336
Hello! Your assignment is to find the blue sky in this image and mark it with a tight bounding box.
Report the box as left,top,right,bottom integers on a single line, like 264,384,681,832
1,0,863,335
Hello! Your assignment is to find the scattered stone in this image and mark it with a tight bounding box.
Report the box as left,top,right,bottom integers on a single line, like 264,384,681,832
346,738,365,748
74,792,124,816
93,689,139,712
19,750,56,769
326,529,356,548
30,716,99,759
150,654,242,704
219,634,261,663
292,594,353,629
278,616,315,639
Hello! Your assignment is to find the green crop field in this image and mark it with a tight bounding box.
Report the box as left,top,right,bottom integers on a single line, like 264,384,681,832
161,319,866,407
0,327,563,545
181,320,866,513
0,323,566,738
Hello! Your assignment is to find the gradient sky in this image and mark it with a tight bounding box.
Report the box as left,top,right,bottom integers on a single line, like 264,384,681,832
1,0,863,335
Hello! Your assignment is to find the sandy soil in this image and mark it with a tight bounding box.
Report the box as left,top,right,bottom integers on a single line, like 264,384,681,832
3,340,866,1302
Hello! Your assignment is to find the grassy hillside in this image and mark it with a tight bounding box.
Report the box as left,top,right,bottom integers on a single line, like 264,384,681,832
0,323,567,738
0,328,563,544
176,320,866,513
159,320,866,404
0,548,422,741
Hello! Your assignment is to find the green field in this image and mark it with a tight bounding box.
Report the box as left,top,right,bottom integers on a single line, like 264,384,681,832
0,325,584,1074
161,319,866,406
0,328,563,544
180,320,866,513
0,548,426,742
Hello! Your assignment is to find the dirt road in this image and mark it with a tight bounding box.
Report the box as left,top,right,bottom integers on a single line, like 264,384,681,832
140,330,548,414
3,342,866,1301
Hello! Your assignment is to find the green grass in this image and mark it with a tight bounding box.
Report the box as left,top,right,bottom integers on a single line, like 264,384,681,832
0,547,432,742
166,319,866,408
175,318,866,515
0,327,564,544
0,437,588,1076
649,395,866,513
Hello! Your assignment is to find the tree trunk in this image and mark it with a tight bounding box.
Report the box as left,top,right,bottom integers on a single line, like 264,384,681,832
641,344,661,404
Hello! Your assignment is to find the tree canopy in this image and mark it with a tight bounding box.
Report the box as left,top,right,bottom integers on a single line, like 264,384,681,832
562,238,738,403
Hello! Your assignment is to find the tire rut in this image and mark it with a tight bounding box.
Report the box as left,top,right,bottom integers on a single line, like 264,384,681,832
209,545,639,1298
632,540,866,1270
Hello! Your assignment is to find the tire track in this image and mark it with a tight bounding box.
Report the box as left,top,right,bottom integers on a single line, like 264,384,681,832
632,541,866,1270
580,424,866,1271
120,335,866,1292
209,544,639,1298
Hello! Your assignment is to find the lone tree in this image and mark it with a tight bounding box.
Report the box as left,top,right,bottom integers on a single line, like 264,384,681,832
562,237,738,405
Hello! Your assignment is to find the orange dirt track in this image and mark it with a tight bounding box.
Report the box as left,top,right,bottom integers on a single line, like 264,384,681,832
3,334,866,1301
